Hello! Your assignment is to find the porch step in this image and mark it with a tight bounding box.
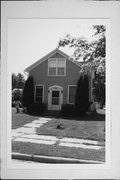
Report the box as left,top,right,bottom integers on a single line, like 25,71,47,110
43,110,61,117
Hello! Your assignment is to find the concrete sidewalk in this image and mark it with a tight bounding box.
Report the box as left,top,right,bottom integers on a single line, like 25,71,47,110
12,117,104,163
12,117,103,150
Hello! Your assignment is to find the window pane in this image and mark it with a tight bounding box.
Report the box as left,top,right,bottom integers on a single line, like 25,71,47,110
52,91,59,105
49,67,56,75
69,86,76,104
48,58,65,76
70,87,76,95
52,98,59,105
69,95,75,104
52,91,59,97
35,86,43,102
36,87,43,96
58,59,65,67
57,67,65,75
36,96,42,102
49,59,57,67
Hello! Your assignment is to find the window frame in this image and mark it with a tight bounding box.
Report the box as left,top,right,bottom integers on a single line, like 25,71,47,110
34,84,44,103
48,58,66,76
68,85,77,104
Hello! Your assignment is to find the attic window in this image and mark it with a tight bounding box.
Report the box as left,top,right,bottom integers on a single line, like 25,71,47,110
48,58,66,76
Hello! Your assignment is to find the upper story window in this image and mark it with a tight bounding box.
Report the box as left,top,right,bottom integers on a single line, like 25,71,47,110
48,58,66,76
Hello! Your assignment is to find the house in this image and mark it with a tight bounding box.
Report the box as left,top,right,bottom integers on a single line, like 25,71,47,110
24,48,94,111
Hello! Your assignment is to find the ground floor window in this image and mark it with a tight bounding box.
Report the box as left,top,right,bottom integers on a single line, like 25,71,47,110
35,85,44,102
68,85,76,104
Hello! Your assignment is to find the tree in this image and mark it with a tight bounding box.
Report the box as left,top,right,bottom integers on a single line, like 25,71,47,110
84,74,89,110
58,25,106,74
12,73,25,90
75,74,89,115
12,73,17,90
12,89,23,102
16,73,25,89
58,25,106,107
93,72,105,108
22,76,34,107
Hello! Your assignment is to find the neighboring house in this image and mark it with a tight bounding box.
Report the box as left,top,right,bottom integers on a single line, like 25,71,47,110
24,48,93,111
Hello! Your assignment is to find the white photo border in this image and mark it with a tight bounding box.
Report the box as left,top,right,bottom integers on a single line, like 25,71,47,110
1,1,120,179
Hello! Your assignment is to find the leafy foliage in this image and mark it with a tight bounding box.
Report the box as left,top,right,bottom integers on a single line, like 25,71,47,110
12,89,23,102
12,73,17,90
12,73,25,90
22,76,34,107
58,25,106,106
58,25,106,74
16,73,25,88
93,72,105,108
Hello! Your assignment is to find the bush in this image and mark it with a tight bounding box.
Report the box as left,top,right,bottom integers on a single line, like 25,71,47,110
27,102,47,115
75,74,90,115
22,76,34,107
61,104,76,116
93,72,105,108
12,88,23,107
12,88,23,102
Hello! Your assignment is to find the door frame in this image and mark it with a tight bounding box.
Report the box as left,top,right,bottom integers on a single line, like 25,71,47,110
48,85,63,110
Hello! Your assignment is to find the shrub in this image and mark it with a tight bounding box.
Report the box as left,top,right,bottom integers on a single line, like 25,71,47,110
27,102,47,115
22,76,34,107
75,74,90,115
61,104,76,116
12,88,23,102
12,88,23,107
93,72,105,108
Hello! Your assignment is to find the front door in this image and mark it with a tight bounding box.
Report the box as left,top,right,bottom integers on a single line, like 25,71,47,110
48,86,63,111
51,90,60,110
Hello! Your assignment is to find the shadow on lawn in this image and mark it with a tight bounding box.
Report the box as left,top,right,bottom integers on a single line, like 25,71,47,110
41,113,105,121
15,107,105,122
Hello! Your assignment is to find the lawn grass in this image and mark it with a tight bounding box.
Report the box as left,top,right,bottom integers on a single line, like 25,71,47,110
12,141,105,162
12,108,40,129
12,107,105,142
36,118,105,142
12,109,105,162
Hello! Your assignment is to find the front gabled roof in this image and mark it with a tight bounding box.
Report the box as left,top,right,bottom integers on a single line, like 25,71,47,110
24,48,81,73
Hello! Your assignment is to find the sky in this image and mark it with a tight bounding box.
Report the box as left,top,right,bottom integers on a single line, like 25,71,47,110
8,19,96,78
